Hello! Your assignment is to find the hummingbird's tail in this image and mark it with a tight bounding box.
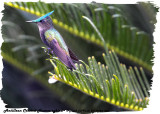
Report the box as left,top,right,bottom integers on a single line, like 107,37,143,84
66,56,77,70
68,48,79,62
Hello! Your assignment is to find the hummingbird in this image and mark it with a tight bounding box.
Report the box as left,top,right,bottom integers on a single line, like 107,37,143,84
26,10,78,70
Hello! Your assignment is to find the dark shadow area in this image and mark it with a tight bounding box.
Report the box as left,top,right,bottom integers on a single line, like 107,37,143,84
1,60,71,111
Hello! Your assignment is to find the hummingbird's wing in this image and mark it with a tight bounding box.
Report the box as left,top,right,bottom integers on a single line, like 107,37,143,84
45,29,69,55
44,29,77,69
49,38,76,70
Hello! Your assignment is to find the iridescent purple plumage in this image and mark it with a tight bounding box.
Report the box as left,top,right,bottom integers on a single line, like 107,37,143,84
26,11,78,70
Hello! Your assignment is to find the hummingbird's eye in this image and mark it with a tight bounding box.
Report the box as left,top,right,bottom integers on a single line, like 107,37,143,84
39,20,43,22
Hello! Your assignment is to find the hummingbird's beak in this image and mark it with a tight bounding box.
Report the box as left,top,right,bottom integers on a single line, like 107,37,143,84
26,20,36,23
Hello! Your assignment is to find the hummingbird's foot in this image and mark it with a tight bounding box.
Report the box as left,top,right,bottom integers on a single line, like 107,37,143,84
44,47,50,53
44,48,54,56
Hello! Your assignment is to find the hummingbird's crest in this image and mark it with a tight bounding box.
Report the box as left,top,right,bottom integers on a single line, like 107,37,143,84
26,10,54,23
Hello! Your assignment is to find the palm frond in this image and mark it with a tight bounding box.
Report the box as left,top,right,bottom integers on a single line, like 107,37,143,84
4,2,154,72
47,50,149,111
44,16,150,111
